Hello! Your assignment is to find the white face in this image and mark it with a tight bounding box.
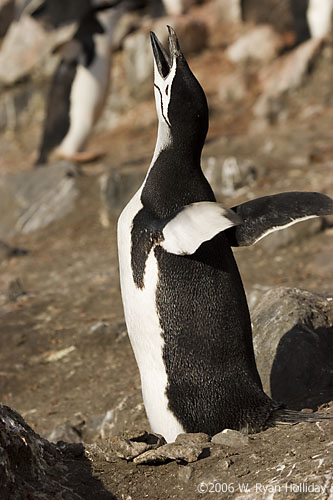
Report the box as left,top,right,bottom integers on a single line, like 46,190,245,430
153,56,177,128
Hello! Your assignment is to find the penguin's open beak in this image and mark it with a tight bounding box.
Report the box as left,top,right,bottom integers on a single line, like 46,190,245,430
150,26,182,79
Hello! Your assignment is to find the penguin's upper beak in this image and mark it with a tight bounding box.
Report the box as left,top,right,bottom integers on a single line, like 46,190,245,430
150,26,182,79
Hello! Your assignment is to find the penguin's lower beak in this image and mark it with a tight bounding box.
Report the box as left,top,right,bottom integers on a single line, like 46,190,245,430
150,26,181,79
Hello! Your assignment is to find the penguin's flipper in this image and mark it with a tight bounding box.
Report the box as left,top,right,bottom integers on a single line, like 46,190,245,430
226,192,333,247
160,202,242,255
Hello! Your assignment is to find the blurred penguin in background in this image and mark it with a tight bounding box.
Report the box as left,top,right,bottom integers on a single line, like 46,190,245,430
290,0,333,45
24,0,93,27
35,0,143,165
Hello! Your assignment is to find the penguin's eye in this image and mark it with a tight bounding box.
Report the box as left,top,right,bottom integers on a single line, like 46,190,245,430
165,85,169,96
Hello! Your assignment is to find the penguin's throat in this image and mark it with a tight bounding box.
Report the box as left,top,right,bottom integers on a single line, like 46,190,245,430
141,149,213,219
157,125,205,163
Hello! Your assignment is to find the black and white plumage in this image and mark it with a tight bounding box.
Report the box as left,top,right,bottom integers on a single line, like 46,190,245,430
290,0,333,45
117,27,333,443
35,1,129,165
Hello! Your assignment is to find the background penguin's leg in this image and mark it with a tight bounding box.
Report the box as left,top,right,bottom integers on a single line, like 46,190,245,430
160,201,242,255
226,192,333,247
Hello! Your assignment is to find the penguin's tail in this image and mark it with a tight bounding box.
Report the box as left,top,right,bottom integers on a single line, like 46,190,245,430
269,408,333,426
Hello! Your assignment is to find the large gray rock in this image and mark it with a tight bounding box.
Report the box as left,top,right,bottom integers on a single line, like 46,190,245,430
254,38,324,120
100,167,145,216
252,287,333,410
0,16,75,86
226,25,282,64
0,162,79,238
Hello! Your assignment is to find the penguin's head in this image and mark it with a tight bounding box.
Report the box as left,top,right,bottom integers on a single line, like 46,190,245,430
150,26,208,151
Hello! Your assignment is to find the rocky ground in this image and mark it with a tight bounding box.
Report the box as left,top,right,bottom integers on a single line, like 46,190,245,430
0,1,333,498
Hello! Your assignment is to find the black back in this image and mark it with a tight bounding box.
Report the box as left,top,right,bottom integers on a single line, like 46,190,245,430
36,58,77,165
290,0,311,45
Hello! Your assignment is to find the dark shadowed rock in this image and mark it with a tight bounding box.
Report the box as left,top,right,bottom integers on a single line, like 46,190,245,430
252,287,333,410
7,278,26,302
110,437,151,460
110,431,165,460
100,167,145,215
240,0,293,33
0,0,15,40
0,162,79,238
0,404,115,499
0,239,28,260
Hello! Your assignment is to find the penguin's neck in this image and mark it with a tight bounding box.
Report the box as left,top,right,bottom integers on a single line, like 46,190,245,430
141,122,214,219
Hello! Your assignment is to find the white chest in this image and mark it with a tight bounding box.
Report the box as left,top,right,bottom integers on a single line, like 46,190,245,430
117,190,184,442
58,35,111,156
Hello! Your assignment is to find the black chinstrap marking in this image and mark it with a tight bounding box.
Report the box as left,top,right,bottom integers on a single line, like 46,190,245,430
154,84,171,128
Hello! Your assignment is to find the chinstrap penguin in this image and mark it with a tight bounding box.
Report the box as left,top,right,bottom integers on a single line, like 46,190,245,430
117,27,333,443
35,0,131,165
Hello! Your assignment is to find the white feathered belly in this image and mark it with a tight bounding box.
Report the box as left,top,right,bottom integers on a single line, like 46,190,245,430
58,37,111,156
117,191,184,442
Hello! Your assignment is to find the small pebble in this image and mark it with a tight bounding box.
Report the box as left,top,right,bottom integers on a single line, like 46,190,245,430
211,429,249,447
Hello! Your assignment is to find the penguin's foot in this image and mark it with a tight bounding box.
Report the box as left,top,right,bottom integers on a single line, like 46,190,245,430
54,150,104,164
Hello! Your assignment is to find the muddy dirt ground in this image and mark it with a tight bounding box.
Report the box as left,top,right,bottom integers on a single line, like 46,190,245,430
0,29,332,500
